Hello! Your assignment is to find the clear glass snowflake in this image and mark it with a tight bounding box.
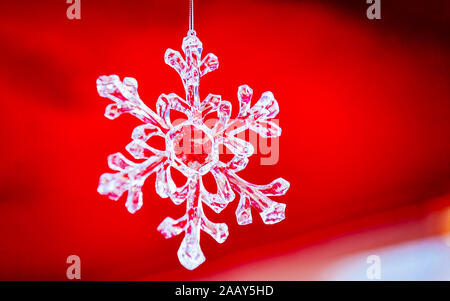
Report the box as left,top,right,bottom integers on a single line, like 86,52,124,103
96,35,290,270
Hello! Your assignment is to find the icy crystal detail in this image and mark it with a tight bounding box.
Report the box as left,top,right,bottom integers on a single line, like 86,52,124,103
97,35,290,270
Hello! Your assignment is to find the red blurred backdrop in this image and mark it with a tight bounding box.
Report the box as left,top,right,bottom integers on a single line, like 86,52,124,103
0,0,449,280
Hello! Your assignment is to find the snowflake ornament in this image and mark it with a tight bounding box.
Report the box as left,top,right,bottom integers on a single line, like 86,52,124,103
96,34,290,270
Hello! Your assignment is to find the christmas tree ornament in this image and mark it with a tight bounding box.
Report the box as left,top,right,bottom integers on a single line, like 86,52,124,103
96,0,290,270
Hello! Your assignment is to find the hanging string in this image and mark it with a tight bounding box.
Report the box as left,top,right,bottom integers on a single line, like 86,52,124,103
188,0,196,36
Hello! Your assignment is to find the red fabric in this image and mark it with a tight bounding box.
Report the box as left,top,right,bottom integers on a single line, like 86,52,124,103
0,0,449,280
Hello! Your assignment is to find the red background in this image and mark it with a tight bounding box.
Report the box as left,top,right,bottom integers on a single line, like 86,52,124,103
0,0,449,280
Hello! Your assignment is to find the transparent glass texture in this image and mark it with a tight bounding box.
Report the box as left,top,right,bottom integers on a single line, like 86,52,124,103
96,35,290,270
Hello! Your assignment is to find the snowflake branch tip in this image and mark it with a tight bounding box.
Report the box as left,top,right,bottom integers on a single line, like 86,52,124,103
201,215,229,244
97,74,167,129
200,53,219,77
157,215,187,239
178,236,205,270
125,186,143,214
164,49,187,76
223,168,289,225
98,154,165,213
97,173,127,201
126,140,164,160
131,124,164,141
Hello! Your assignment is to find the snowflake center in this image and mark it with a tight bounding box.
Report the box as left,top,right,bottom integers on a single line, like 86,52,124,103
167,122,218,175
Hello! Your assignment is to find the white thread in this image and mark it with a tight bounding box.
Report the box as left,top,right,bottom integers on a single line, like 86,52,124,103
188,0,196,36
